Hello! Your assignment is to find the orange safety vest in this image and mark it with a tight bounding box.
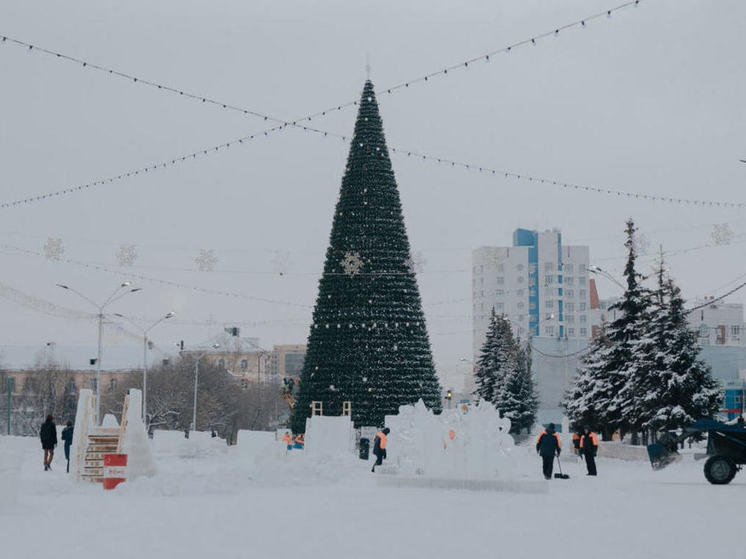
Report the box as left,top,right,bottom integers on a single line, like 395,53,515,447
295,434,304,444
579,432,599,448
282,433,291,444
376,431,387,450
536,430,562,448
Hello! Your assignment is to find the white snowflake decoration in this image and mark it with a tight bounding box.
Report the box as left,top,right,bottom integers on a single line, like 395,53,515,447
405,250,426,274
271,251,292,276
711,223,734,246
632,232,649,256
340,250,364,276
195,249,218,272
43,237,64,261
116,244,137,267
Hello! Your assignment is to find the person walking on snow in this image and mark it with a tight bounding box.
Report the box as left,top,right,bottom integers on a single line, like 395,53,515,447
282,431,292,450
61,421,74,473
39,415,57,471
536,423,561,480
371,427,390,472
579,427,599,476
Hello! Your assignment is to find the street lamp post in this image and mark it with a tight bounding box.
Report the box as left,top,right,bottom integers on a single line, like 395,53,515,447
115,311,175,426
57,282,141,424
192,344,220,433
588,265,625,290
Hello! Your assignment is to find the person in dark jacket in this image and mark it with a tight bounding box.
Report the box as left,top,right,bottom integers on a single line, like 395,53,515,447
371,427,390,472
39,415,57,471
579,426,599,476
61,421,74,473
536,423,561,479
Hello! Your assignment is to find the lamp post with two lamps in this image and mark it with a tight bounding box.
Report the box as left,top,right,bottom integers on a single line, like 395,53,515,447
57,282,141,424
114,311,175,427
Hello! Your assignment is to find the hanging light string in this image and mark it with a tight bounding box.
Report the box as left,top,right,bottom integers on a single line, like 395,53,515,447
0,1,643,132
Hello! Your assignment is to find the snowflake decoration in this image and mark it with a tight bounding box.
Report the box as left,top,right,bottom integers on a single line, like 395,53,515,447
271,251,292,276
194,249,218,272
631,232,649,256
405,251,426,274
340,250,364,276
711,223,734,246
43,237,64,261
116,244,137,267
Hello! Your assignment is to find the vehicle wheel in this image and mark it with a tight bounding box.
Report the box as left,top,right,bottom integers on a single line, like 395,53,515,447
704,455,737,485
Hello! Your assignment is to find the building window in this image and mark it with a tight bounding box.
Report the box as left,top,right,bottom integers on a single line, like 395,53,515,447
529,288,537,297
516,289,524,297
566,302,575,312
544,262,554,272
545,326,555,337
108,379,117,393
731,326,741,337
579,302,587,311
564,264,574,273
580,315,587,324
517,302,525,309
529,302,537,310
528,264,537,274
578,276,587,286
566,289,574,298
579,289,587,299
528,277,537,287
698,325,709,338
580,328,588,337
496,277,504,285
578,264,586,273
544,275,553,286
240,359,249,371
241,379,249,390
568,328,575,337
565,276,574,285
496,303,504,312
546,300,554,308
2,377,16,393
566,315,575,324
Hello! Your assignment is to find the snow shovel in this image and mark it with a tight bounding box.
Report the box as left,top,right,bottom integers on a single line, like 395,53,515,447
554,455,570,479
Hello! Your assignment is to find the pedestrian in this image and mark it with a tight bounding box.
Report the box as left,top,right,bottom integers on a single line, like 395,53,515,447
579,426,599,476
61,421,74,474
535,422,561,480
39,414,57,471
371,427,390,472
282,431,292,450
294,433,305,450
572,431,582,457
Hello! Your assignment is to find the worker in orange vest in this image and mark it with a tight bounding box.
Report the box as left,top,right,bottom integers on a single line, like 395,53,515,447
579,427,599,476
572,431,582,456
371,427,390,472
281,431,292,450
535,423,562,480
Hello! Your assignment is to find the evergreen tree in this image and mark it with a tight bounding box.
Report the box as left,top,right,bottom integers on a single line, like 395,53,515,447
473,311,515,404
290,81,441,432
564,323,611,432
644,266,721,432
497,340,538,434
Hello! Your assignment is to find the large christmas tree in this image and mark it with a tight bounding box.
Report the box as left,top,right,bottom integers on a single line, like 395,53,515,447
290,81,442,432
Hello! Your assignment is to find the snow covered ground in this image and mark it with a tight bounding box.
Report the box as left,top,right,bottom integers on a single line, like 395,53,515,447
1,433,743,559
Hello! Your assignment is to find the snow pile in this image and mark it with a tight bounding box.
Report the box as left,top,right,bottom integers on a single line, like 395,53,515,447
385,399,517,479
304,415,355,457
0,436,24,508
120,389,156,479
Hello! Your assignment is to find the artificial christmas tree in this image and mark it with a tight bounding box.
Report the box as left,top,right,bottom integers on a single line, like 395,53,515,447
290,81,441,432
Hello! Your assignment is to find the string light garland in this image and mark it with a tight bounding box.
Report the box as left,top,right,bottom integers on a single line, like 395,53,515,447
0,1,644,135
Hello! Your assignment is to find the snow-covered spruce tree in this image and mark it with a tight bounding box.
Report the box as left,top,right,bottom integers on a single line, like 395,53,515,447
497,340,538,434
473,311,515,404
643,264,720,434
564,323,611,433
565,219,654,439
290,81,441,432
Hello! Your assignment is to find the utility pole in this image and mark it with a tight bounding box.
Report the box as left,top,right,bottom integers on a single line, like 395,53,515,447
6,377,11,435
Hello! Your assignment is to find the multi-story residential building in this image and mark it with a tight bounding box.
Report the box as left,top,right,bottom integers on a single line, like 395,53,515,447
268,344,306,380
472,228,592,358
689,298,745,346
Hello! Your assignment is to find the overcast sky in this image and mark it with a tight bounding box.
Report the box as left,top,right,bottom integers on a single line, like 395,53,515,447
0,0,744,376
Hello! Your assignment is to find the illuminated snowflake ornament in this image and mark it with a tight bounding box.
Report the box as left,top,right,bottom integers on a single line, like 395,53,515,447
711,223,734,246
195,249,218,272
405,250,426,274
340,250,364,276
43,237,64,261
271,251,292,276
116,244,137,267
631,232,649,256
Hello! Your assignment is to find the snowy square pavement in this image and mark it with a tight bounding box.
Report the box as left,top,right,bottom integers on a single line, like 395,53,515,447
1,435,742,559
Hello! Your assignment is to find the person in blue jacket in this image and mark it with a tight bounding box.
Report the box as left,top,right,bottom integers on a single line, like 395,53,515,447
536,423,562,480
61,421,74,473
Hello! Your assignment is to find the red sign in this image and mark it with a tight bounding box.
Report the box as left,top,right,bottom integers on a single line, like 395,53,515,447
103,454,127,490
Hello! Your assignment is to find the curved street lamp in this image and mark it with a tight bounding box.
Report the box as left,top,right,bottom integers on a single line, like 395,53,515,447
57,282,141,424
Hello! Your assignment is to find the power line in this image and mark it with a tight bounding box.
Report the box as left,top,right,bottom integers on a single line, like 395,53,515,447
0,1,643,135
